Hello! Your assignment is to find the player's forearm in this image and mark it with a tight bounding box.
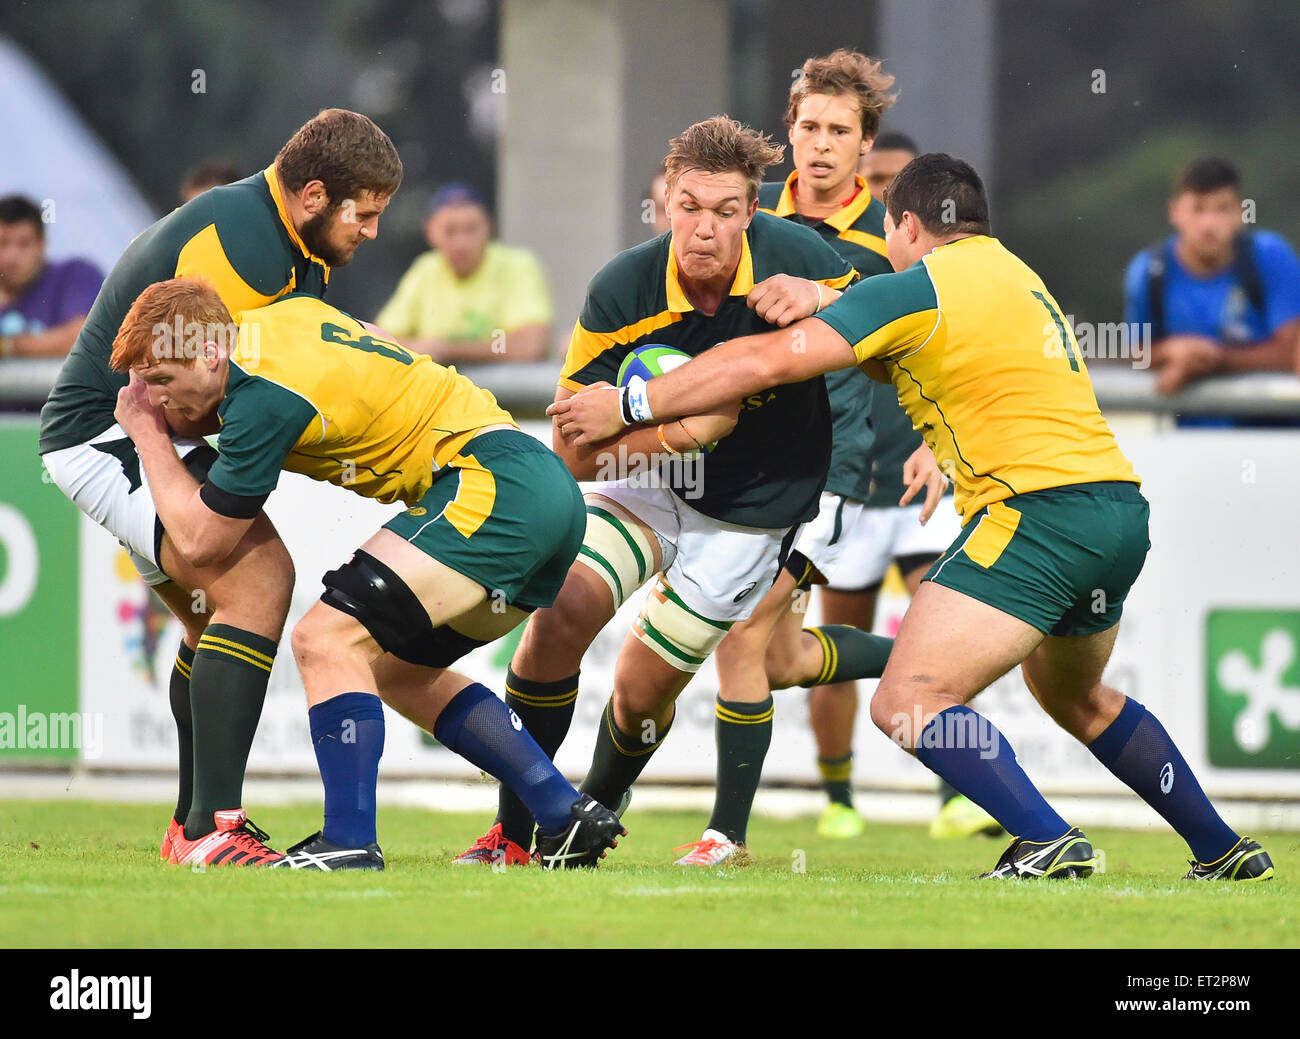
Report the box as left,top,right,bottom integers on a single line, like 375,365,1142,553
133,433,242,568
132,434,207,559
564,426,669,481
560,407,733,481
818,286,844,309
644,332,789,419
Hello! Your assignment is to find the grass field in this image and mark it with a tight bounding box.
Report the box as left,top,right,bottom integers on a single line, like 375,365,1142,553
1,800,1296,948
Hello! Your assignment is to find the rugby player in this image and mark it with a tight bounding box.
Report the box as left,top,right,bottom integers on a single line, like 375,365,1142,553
856,131,997,840
678,51,938,865
109,279,626,871
552,153,1275,881
39,109,402,867
456,116,901,867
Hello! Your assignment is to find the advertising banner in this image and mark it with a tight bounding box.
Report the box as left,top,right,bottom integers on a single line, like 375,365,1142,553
72,421,1300,799
0,422,82,763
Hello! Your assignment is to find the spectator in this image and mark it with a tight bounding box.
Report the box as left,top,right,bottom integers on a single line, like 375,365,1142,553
180,158,241,203
643,163,671,237
375,183,552,363
858,130,918,200
1124,157,1300,402
0,195,103,358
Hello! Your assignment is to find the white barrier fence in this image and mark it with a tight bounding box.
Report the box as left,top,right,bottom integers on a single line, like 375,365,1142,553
75,423,1300,801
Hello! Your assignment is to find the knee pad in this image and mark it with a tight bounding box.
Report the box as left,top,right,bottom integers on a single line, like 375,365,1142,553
632,577,731,674
320,550,488,668
577,502,658,608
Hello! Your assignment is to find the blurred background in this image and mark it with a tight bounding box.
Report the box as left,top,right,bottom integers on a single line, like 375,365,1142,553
4,0,1297,330
2,0,1298,822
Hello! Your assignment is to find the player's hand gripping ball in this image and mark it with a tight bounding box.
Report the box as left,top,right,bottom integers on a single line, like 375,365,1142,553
616,344,717,452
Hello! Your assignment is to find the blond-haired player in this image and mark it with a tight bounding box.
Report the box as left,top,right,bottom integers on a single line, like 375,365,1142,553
552,153,1274,882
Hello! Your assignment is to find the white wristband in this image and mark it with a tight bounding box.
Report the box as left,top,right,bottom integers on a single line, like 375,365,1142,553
625,375,654,424
815,282,824,312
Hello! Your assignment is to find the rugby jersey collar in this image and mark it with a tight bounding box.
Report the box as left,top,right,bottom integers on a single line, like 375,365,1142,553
664,230,755,313
263,164,333,279
771,171,873,232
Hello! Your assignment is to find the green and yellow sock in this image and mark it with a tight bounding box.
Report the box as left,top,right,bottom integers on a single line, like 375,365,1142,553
818,752,854,809
184,624,277,839
170,642,196,825
707,695,774,844
579,697,672,811
804,626,893,686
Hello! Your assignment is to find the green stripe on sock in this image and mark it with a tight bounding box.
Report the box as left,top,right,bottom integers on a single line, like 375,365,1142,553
805,625,892,684
818,753,854,808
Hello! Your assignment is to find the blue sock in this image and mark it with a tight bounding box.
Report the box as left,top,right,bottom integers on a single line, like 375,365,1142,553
1089,698,1238,863
914,705,1070,842
309,692,385,847
434,683,579,834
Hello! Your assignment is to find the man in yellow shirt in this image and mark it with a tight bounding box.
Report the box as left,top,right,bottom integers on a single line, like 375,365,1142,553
376,184,552,363
551,153,1275,883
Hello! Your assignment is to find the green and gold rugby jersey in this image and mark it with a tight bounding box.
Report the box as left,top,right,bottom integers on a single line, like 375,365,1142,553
200,294,516,519
39,166,330,454
562,211,855,528
758,172,890,502
818,235,1140,525
863,381,933,509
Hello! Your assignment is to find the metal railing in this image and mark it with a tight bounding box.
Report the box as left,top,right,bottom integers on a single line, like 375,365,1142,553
5,359,1300,420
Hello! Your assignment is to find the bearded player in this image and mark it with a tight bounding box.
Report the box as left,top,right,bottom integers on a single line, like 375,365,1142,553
40,110,401,866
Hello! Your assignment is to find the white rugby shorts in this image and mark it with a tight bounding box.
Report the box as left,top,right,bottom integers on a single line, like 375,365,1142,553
824,499,962,591
42,423,217,586
586,480,798,624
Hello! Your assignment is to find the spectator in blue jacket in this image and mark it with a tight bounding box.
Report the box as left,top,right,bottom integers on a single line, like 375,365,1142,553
1124,158,1300,401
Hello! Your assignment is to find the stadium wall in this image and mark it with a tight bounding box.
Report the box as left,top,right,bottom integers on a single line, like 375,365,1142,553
2,420,1298,811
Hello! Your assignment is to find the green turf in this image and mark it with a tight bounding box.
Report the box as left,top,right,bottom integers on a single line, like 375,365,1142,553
0,800,1295,948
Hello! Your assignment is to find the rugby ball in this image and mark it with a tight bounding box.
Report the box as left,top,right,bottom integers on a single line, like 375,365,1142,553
617,343,693,385
616,344,715,452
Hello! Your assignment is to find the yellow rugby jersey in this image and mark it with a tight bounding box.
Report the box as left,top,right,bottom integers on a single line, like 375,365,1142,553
817,235,1139,523
201,294,515,517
